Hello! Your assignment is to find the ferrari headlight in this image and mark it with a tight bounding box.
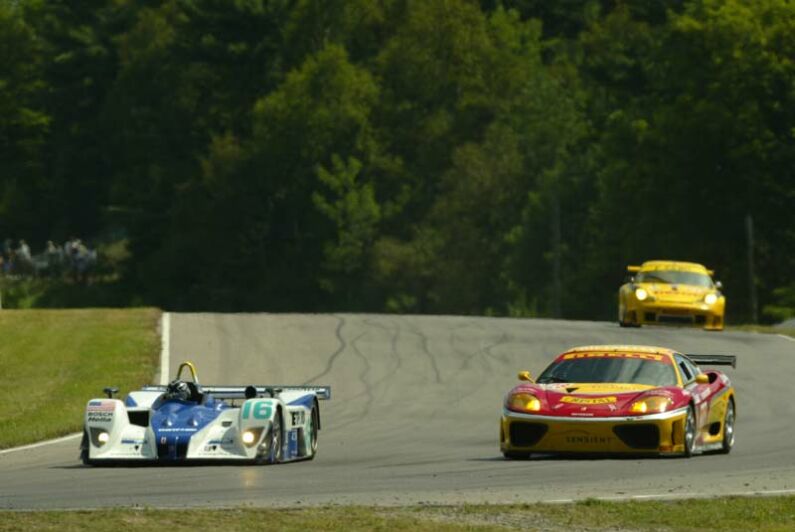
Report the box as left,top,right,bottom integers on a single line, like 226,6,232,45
507,393,541,412
629,396,673,415
242,431,255,444
704,293,718,305
634,288,648,301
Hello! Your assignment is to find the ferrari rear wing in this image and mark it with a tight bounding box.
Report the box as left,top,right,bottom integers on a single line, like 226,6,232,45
685,354,736,368
142,384,331,400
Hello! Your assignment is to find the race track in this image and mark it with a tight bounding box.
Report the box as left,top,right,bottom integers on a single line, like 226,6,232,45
2,313,794,509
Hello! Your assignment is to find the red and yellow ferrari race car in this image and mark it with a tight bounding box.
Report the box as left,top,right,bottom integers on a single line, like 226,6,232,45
500,345,736,458
618,260,725,330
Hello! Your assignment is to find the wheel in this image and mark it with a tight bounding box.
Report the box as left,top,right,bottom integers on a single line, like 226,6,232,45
266,410,283,464
618,307,629,327
503,451,531,460
79,430,92,465
618,300,639,327
308,407,319,458
719,399,735,454
683,406,696,457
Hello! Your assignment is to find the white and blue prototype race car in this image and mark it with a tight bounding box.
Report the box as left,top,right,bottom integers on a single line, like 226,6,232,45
80,361,330,465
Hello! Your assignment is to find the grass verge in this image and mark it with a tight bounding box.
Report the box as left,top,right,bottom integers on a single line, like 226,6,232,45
731,324,795,340
0,308,160,449
1,496,794,531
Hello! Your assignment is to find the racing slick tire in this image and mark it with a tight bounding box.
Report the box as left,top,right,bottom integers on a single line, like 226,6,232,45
618,302,639,328
503,451,531,460
618,306,630,328
265,410,284,464
79,430,93,466
308,406,319,459
718,399,736,454
683,405,696,457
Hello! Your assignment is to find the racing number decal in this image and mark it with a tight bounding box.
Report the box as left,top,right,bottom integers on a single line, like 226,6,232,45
242,400,273,420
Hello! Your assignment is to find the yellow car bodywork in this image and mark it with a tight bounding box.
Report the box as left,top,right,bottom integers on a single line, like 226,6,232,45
618,260,725,331
500,346,736,457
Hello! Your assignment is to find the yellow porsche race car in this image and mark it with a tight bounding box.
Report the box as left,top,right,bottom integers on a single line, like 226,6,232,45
500,345,737,458
618,260,725,330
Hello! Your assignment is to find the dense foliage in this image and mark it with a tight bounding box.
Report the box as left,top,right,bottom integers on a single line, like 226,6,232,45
1,0,793,321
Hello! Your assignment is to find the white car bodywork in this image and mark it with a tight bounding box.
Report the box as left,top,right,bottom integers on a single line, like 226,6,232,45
81,362,330,465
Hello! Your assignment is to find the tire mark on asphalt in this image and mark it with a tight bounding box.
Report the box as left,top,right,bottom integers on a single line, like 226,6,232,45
302,315,346,385
406,318,442,384
482,330,510,366
449,321,484,372
332,332,374,429
361,317,402,395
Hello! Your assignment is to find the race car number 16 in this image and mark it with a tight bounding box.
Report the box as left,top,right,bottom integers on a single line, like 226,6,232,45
242,400,273,420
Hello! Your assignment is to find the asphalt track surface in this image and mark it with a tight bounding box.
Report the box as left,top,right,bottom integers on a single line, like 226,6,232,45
2,314,794,509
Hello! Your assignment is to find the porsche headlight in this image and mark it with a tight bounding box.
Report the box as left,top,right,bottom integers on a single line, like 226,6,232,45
629,396,673,415
634,288,649,301
704,293,718,305
507,393,541,412
97,432,110,444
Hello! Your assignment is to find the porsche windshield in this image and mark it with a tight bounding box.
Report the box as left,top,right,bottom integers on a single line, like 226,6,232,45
537,356,677,387
636,270,713,287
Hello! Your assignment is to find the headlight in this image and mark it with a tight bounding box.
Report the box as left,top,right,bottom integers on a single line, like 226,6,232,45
704,293,718,305
89,428,110,447
634,288,648,301
241,427,265,447
507,393,541,412
629,396,673,414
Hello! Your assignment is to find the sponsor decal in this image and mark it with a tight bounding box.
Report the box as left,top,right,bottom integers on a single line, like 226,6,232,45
242,400,273,420
157,427,197,432
288,429,298,459
87,400,115,412
291,411,305,425
564,434,612,444
562,352,666,362
570,345,670,354
561,396,617,405
87,412,114,423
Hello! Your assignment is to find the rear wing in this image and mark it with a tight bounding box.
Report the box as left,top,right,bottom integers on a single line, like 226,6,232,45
142,384,331,400
685,354,736,368
627,265,641,273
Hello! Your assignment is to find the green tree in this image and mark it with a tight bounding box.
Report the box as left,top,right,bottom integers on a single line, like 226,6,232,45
0,2,49,239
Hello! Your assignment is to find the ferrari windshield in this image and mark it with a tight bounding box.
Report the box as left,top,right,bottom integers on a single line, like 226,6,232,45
636,270,713,287
537,356,677,387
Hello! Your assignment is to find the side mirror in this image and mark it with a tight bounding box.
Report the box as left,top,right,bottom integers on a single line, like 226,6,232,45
518,371,534,382
695,374,709,384
715,280,723,290
103,387,119,398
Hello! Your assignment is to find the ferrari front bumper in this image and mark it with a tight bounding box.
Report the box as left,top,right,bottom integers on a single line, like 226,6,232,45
500,407,689,455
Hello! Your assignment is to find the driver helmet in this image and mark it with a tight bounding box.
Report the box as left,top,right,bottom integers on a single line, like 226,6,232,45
168,379,191,401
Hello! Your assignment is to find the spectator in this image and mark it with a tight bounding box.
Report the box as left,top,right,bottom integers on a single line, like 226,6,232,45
45,240,63,277
3,238,12,263
73,239,92,283
15,239,33,275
